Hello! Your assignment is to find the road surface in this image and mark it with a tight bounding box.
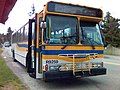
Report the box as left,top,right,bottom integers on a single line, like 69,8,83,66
2,47,120,90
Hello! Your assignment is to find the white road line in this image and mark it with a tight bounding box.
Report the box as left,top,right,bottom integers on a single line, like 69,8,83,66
104,62,120,66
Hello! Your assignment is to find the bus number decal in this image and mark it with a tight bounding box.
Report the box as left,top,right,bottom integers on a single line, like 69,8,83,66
46,60,58,64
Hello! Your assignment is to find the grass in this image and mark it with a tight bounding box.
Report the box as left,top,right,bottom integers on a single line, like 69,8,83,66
0,48,27,90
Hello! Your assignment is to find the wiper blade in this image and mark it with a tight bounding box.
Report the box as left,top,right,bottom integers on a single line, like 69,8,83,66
61,44,67,49
60,34,78,49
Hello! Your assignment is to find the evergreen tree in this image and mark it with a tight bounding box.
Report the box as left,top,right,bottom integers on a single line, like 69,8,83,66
6,27,13,43
0,33,4,44
102,12,120,48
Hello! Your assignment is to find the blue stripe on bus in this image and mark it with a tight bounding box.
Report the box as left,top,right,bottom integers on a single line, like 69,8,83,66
37,50,103,55
17,44,28,48
15,44,103,55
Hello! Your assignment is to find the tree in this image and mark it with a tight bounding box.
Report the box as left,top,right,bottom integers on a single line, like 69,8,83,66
0,27,13,47
102,12,120,48
6,27,13,43
0,33,4,44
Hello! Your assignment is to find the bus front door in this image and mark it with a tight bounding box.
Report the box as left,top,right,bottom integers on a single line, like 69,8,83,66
27,13,43,79
26,19,36,78
34,13,43,79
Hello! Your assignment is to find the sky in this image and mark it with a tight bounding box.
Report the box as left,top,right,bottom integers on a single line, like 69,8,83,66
0,0,120,34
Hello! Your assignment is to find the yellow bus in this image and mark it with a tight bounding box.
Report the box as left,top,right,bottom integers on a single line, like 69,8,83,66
11,1,106,81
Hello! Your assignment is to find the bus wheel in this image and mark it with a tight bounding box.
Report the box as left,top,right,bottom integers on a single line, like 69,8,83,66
26,53,29,72
26,52,32,73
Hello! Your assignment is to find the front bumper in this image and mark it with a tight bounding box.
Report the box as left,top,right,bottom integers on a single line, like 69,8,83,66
43,67,106,80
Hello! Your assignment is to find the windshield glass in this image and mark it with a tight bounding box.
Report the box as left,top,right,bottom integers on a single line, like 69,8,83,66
44,15,78,44
80,21,103,45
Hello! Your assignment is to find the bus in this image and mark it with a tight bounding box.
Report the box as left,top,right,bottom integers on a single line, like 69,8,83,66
11,1,106,81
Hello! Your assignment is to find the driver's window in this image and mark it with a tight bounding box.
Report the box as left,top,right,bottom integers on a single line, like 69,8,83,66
45,15,78,44
80,21,103,45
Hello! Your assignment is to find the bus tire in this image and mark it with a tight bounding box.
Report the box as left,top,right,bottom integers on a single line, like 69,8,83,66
26,53,29,72
26,52,32,73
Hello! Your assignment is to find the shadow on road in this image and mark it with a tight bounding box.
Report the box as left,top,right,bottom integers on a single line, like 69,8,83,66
37,77,102,89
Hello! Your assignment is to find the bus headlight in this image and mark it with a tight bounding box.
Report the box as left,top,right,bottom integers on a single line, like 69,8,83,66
49,66,60,71
86,62,103,68
92,62,103,68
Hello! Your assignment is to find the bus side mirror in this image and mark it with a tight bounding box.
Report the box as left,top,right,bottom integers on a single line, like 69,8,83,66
103,40,108,47
40,21,46,29
99,21,104,29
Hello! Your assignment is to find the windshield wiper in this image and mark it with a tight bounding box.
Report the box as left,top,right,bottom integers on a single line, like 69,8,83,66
61,24,78,49
61,33,78,49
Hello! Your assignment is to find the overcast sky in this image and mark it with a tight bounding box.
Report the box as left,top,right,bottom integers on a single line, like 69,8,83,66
0,0,119,34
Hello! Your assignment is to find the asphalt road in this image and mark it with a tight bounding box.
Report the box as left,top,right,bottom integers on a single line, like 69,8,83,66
2,47,120,90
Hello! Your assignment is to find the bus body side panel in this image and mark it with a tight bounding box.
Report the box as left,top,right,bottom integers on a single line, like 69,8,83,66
13,43,27,66
11,23,29,66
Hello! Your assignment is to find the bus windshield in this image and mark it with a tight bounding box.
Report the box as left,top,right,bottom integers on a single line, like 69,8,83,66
80,21,103,45
44,15,78,44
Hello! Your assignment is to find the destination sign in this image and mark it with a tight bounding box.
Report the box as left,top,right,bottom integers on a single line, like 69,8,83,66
47,1,102,18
